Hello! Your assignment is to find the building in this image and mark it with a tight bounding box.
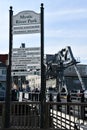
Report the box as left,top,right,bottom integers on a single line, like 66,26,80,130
0,54,8,65
12,43,41,87
0,62,7,88
0,50,87,92
26,75,41,90
0,62,7,100
64,64,87,92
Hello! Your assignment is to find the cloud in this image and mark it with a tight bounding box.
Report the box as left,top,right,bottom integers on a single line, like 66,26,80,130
45,8,87,22
45,29,87,39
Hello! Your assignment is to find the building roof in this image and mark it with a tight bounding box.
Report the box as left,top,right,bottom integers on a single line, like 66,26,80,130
0,54,8,65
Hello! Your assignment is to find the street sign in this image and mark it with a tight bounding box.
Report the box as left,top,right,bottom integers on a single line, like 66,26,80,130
13,11,40,34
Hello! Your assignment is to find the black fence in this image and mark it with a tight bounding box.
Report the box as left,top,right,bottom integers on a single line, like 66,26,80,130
0,101,87,129
15,91,87,121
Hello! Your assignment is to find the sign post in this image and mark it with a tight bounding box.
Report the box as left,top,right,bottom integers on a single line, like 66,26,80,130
40,3,46,128
4,6,13,128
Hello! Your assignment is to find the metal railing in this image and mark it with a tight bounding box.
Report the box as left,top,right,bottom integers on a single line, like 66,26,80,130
21,91,84,103
0,101,87,129
46,102,87,130
0,101,40,129
10,101,40,129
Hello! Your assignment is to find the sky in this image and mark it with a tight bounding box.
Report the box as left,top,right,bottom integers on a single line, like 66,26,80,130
0,0,87,64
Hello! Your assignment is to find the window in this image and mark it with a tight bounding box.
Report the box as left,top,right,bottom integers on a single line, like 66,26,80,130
2,69,6,75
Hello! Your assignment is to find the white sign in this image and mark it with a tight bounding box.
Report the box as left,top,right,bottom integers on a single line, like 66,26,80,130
12,71,30,76
13,24,40,34
13,10,40,34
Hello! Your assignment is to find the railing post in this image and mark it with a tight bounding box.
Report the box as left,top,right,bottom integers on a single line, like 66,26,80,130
1,103,5,128
45,103,50,128
81,92,85,119
49,93,53,102
49,93,53,109
57,93,61,111
67,93,71,114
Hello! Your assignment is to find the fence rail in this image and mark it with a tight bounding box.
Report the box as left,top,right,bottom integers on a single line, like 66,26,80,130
47,102,87,130
0,101,87,129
